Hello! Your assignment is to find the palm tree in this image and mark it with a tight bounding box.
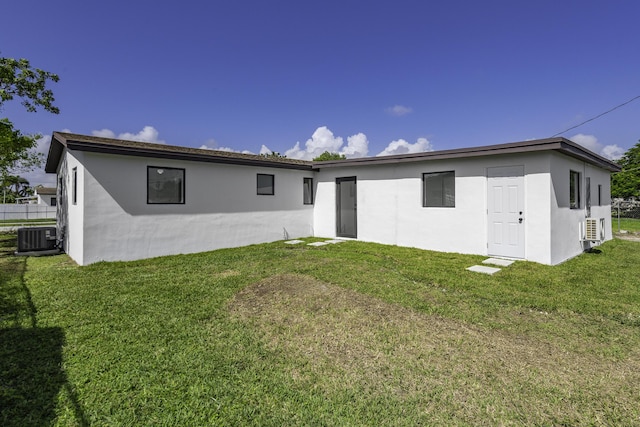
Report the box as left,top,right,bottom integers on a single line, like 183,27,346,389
1,175,31,203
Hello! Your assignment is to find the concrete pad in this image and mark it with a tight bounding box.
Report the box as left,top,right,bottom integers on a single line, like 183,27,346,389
466,265,501,275
325,239,345,244
482,258,514,267
307,241,330,247
284,240,304,245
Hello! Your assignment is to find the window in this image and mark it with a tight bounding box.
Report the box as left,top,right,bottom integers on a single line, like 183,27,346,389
598,184,602,206
586,177,591,216
72,167,77,205
303,177,313,204
51,197,57,207
147,166,185,204
569,170,580,209
423,171,455,207
257,174,274,195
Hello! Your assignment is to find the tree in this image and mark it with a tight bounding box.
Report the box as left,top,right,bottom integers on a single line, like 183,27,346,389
1,56,60,113
611,140,640,199
0,119,43,178
1,174,31,203
313,151,346,161
0,54,59,190
260,151,286,159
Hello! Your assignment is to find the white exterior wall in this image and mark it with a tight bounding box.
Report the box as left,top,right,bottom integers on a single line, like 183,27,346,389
36,194,56,206
56,146,614,266
315,153,565,264
548,153,613,265
67,151,313,265
57,150,86,264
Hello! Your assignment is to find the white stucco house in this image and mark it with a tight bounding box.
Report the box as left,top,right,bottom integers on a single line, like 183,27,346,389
45,132,620,266
34,187,57,207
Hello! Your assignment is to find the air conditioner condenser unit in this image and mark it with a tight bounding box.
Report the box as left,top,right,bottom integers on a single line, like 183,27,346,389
584,218,605,242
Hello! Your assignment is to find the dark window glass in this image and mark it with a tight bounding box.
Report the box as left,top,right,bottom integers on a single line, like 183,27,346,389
72,167,77,205
147,167,185,204
303,177,313,204
423,171,455,207
257,174,274,195
570,170,580,209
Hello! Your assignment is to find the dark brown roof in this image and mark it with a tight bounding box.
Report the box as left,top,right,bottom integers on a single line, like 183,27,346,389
311,137,621,172
45,132,621,174
45,132,313,173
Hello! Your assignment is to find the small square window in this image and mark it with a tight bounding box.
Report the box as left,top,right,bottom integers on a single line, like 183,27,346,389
303,177,313,204
148,166,185,204
257,174,274,195
423,171,455,207
51,197,57,207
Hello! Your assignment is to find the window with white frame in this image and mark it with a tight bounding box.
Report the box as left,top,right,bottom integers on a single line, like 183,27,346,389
423,171,455,207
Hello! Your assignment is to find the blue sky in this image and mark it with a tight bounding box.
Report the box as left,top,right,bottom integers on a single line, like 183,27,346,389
2,0,639,185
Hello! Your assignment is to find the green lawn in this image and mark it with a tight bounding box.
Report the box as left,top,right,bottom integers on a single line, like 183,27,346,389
2,233,639,426
612,216,640,233
0,218,56,225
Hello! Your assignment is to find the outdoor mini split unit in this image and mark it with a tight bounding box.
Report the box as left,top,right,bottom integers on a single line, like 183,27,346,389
16,226,58,253
584,218,605,242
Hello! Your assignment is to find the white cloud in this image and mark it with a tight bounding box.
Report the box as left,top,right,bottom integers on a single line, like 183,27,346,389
386,105,413,117
259,145,273,155
601,144,625,161
199,138,255,155
377,137,434,157
284,126,369,160
570,133,625,161
92,126,166,144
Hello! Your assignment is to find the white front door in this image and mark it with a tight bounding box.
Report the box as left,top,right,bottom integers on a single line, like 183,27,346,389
487,166,525,259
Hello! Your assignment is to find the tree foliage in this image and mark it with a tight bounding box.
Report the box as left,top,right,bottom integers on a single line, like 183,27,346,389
313,151,346,161
0,56,60,114
0,118,42,177
1,174,31,203
611,140,640,199
260,151,286,159
0,54,59,192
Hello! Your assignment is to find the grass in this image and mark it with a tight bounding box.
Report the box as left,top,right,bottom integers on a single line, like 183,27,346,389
612,217,640,233
0,218,56,225
2,232,640,425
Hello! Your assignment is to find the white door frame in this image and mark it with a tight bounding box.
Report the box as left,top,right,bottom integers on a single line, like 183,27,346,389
487,166,525,259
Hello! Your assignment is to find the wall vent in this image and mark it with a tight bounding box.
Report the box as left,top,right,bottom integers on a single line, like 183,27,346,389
584,218,605,242
16,227,57,252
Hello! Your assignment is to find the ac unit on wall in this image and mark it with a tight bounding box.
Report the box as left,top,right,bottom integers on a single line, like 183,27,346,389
584,218,605,242
16,227,57,252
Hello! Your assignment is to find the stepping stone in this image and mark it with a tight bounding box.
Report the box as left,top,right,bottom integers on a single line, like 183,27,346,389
482,258,514,267
284,240,304,244
466,265,501,275
325,239,345,244
308,241,330,246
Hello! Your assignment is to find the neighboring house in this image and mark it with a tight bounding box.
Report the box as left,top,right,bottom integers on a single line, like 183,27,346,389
34,186,57,206
45,132,620,266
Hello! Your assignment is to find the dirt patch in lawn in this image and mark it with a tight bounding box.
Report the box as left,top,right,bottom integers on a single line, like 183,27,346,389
228,274,640,424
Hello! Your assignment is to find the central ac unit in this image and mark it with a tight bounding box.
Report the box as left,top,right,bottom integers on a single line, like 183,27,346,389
16,227,57,252
584,218,605,242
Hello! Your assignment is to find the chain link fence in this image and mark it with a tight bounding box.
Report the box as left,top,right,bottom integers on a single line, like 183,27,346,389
612,199,640,233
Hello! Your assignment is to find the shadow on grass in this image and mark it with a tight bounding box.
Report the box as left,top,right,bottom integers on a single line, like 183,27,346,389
0,233,88,426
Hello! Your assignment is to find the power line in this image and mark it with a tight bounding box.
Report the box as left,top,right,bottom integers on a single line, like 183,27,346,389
551,94,640,137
